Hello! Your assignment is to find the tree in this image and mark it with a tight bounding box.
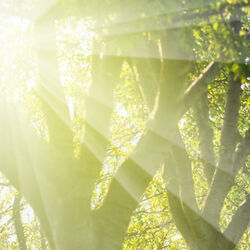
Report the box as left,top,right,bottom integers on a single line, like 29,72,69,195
0,0,249,249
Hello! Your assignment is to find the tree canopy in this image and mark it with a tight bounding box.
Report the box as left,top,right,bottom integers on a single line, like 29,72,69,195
0,0,249,249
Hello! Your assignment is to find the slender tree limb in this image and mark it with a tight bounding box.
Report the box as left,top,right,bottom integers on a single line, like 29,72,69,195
128,57,161,115
0,217,13,234
171,132,199,211
176,1,249,22
164,152,195,247
193,91,216,187
210,194,250,250
233,129,250,173
219,194,250,249
126,219,173,237
218,72,242,171
13,194,28,250
203,72,242,227
204,129,250,244
0,205,12,218
169,128,209,242
181,62,221,115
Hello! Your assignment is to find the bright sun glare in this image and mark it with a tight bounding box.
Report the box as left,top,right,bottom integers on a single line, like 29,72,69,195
0,2,139,213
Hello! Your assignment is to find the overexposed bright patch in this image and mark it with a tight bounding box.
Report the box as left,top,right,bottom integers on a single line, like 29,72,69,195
115,102,129,118
21,203,35,224
178,117,186,129
66,97,75,120
56,17,95,91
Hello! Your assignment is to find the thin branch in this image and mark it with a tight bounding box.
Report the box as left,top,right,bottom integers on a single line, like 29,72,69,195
128,57,161,114
176,1,249,22
126,220,173,237
168,128,209,242
164,155,195,247
0,217,13,234
218,74,242,163
181,62,221,115
222,194,250,249
193,91,216,186
0,205,12,218
140,192,165,203
233,129,250,174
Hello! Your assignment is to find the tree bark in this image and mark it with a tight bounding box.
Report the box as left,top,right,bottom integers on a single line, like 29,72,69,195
193,91,216,187
13,194,28,250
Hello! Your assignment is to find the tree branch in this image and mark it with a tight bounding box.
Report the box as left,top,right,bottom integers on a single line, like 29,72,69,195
203,71,242,227
193,91,216,187
218,72,242,170
79,54,123,196
233,129,250,174
181,62,221,115
164,151,195,247
13,194,28,250
168,127,209,242
128,57,161,115
221,194,250,249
